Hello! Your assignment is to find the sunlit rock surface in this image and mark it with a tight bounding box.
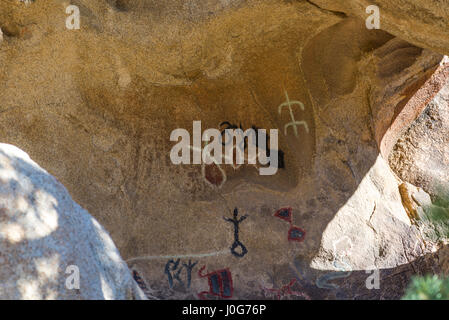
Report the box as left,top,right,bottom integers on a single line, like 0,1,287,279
0,143,144,299
390,80,449,246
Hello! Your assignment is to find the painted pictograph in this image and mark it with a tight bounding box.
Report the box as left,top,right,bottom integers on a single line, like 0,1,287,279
224,208,248,258
164,258,198,289
219,121,285,169
278,90,309,137
197,265,234,300
274,207,306,242
132,268,156,299
262,278,311,300
316,236,353,289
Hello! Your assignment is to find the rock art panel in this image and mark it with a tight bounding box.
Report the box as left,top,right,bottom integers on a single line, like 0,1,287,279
0,0,448,299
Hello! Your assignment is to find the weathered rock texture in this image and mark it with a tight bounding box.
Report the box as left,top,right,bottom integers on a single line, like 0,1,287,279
0,143,144,299
0,0,448,299
390,80,449,202
309,0,449,55
390,80,449,246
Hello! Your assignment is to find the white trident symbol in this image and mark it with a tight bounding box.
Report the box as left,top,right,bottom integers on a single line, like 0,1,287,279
278,90,309,137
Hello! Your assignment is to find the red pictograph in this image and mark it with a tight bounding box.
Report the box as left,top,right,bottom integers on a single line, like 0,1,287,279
262,278,310,300
197,265,234,300
274,207,293,223
274,207,306,242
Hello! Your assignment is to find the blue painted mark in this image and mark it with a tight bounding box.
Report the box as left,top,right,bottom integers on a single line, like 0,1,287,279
210,274,221,296
221,271,232,297
290,228,304,239
279,209,289,217
288,226,306,242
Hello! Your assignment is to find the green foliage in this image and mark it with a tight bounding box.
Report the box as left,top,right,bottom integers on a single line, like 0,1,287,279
403,275,449,300
404,187,449,300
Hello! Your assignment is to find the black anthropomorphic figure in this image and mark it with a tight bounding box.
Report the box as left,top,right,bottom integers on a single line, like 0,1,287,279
224,208,248,258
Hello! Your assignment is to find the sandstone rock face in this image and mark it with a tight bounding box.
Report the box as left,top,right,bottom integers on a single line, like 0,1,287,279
0,143,144,299
390,80,449,201
0,0,448,299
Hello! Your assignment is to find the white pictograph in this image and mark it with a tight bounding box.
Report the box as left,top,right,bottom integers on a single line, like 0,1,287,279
192,142,227,189
332,236,354,260
278,90,309,137
193,125,261,189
